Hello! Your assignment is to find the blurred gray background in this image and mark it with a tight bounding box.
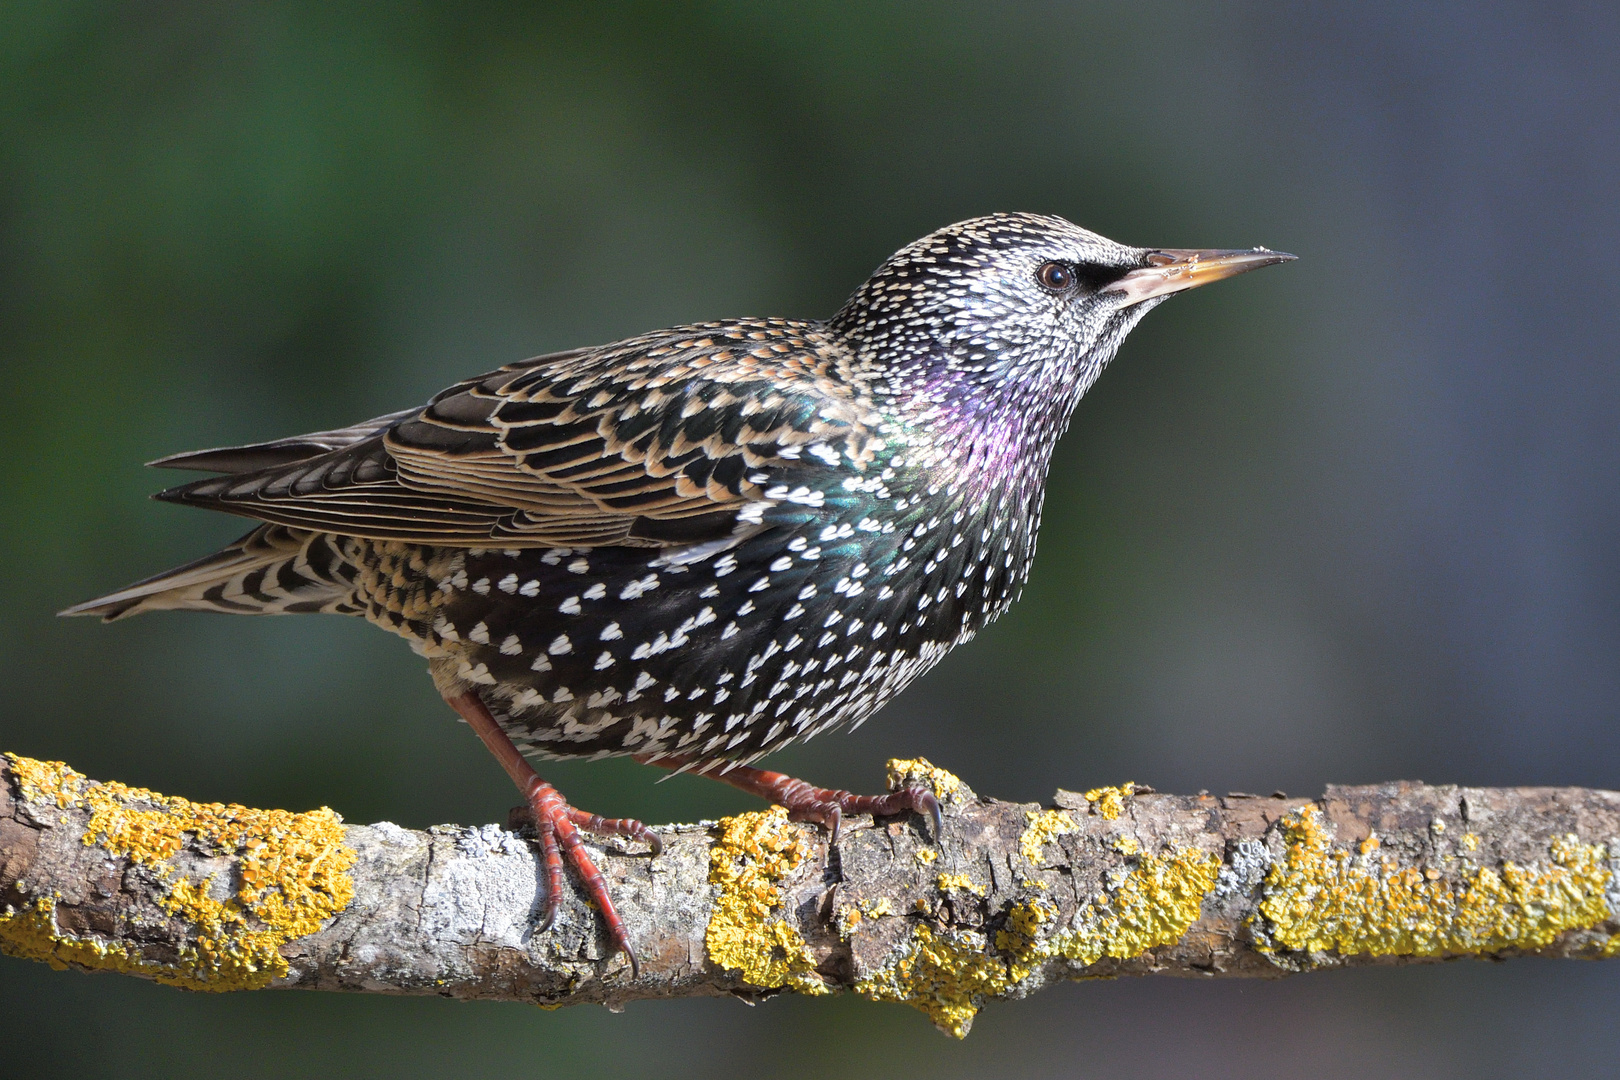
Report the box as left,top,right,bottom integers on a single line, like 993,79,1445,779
3,2,1618,1077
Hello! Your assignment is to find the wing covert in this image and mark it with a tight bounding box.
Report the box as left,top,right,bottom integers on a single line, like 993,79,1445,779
157,321,883,548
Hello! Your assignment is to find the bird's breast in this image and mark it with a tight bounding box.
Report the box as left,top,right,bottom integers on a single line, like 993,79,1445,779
345,453,1043,762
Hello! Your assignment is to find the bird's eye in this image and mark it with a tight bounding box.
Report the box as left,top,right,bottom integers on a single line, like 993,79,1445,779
1036,261,1075,292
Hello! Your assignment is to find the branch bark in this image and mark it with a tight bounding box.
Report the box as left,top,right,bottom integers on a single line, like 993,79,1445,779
4,751,1620,1037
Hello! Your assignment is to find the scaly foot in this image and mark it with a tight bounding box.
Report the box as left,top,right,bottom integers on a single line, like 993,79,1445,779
447,691,657,978
638,755,942,843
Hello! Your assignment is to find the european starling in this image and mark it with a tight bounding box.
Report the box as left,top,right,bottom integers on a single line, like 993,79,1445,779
65,213,1293,975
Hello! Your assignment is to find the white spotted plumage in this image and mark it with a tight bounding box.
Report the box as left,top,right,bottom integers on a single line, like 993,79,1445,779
68,213,1291,771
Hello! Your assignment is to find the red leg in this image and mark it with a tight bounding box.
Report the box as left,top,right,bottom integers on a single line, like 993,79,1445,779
446,691,656,978
637,755,942,844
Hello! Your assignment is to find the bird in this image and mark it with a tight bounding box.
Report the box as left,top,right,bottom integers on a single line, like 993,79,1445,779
63,213,1293,977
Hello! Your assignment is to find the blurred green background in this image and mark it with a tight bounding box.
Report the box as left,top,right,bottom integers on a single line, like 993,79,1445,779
4,3,1620,1077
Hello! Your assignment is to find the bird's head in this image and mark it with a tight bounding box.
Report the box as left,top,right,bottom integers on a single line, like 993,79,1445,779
832,212,1294,429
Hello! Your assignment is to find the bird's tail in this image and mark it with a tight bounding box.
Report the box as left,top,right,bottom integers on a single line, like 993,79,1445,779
59,525,360,622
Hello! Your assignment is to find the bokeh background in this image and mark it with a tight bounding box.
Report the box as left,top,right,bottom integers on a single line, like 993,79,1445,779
3,3,1619,1077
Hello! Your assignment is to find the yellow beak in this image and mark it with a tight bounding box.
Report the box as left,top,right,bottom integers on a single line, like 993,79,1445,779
1103,247,1297,306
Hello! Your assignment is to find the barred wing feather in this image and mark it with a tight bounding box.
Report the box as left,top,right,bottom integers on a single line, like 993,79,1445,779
154,321,881,549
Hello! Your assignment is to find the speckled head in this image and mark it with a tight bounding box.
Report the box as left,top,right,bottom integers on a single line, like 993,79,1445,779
832,212,1294,428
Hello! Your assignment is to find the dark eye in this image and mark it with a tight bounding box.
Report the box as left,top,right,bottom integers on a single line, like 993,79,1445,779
1036,261,1075,292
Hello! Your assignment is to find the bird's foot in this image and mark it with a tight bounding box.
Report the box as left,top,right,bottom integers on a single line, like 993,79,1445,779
445,690,656,979
508,801,663,857
506,782,658,978
640,756,942,844
505,780,657,977
771,775,942,845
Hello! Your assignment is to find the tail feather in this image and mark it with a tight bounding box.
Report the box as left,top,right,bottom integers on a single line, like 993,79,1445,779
60,526,359,622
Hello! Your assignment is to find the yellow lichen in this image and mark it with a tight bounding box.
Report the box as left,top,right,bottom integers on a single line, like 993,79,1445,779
857,842,1218,1038
936,873,985,896
1258,806,1613,958
1051,847,1220,968
1083,783,1136,821
885,757,965,804
7,755,84,809
1,753,355,991
705,806,829,995
1020,809,1077,864
856,922,1024,1039
0,894,172,985
914,848,938,865
994,896,1053,957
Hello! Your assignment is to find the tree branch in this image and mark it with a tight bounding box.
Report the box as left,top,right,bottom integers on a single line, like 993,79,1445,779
4,751,1619,1037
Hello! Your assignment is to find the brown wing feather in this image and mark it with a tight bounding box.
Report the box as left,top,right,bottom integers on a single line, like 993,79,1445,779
147,406,424,473
156,323,882,548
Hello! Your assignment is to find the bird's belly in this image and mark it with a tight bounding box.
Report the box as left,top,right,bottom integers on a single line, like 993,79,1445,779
348,464,1036,764
373,507,985,762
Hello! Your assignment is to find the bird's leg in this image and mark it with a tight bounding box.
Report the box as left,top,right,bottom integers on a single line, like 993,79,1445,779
636,754,942,844
444,691,657,978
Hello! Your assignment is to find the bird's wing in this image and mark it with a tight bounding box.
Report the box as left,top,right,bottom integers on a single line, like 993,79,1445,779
146,405,432,474
155,323,884,548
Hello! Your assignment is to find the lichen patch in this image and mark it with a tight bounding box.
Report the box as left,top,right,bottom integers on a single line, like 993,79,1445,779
0,896,149,977
1050,846,1220,968
1083,782,1135,821
856,840,1218,1038
8,754,84,809
1019,809,1077,864
936,873,985,896
855,922,1024,1039
1257,805,1614,960
704,806,830,995
1,753,355,991
885,757,966,804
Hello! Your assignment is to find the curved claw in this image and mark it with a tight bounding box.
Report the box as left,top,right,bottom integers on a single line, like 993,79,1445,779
533,816,563,934
535,897,558,935
824,802,844,845
915,787,944,839
623,941,642,981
